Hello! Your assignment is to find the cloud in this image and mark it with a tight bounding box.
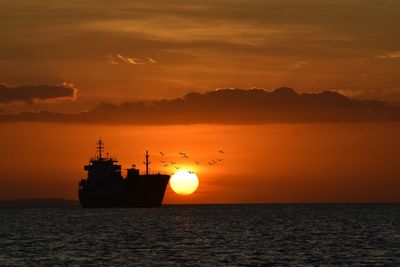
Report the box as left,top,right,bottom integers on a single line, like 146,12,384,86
116,54,145,65
337,87,400,101
288,61,309,70
0,87,399,124
2,0,400,101
0,83,77,104
148,57,158,64
107,54,158,65
106,55,119,65
376,51,400,59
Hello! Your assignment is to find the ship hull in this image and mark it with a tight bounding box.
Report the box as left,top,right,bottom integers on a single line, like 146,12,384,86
79,174,170,208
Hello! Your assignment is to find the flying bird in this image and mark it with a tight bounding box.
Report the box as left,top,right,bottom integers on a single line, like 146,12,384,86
218,150,225,154
195,161,200,165
174,166,181,170
160,152,165,156
170,161,176,165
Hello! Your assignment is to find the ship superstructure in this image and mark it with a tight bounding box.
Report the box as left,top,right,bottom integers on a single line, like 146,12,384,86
79,139,170,208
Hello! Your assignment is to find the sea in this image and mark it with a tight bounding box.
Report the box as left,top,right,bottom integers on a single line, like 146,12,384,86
0,204,399,266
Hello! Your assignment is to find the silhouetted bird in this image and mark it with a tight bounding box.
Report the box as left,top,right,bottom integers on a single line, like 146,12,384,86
170,161,176,165
219,150,224,154
195,161,200,165
174,166,180,170
217,159,223,162
160,152,165,156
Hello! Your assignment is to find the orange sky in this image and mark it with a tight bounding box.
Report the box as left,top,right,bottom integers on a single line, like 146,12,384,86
1,0,400,114
1,0,400,203
0,123,399,203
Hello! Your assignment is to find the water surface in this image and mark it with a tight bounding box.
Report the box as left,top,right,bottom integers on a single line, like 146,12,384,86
0,204,399,265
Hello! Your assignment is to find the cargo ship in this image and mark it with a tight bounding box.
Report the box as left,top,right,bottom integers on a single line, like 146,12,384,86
78,139,170,208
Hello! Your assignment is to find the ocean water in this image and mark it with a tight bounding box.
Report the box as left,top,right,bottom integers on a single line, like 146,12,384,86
0,204,399,266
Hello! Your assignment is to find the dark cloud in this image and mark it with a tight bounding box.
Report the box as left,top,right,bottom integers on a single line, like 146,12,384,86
0,83,77,104
0,87,399,124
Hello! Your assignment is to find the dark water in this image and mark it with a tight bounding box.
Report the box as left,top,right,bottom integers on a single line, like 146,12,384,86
0,204,399,266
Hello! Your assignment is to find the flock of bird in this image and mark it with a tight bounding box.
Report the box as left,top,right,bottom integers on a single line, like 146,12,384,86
158,150,225,170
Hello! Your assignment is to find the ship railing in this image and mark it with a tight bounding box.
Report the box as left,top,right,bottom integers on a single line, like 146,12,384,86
89,157,118,162
147,170,169,175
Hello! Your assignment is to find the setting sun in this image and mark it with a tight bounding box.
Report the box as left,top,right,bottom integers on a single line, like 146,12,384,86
170,170,199,195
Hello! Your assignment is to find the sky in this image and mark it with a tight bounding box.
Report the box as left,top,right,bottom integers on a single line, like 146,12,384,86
0,0,400,203
1,0,400,110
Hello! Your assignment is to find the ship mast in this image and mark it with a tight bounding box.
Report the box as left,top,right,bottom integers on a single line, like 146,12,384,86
97,138,104,159
144,150,151,175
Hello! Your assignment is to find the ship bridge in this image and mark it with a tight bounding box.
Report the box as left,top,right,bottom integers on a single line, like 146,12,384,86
84,139,122,183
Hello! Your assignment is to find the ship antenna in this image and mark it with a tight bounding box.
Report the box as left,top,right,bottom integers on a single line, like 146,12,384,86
144,150,151,175
97,138,104,159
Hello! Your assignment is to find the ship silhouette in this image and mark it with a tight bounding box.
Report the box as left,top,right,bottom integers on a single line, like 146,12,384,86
79,139,170,208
